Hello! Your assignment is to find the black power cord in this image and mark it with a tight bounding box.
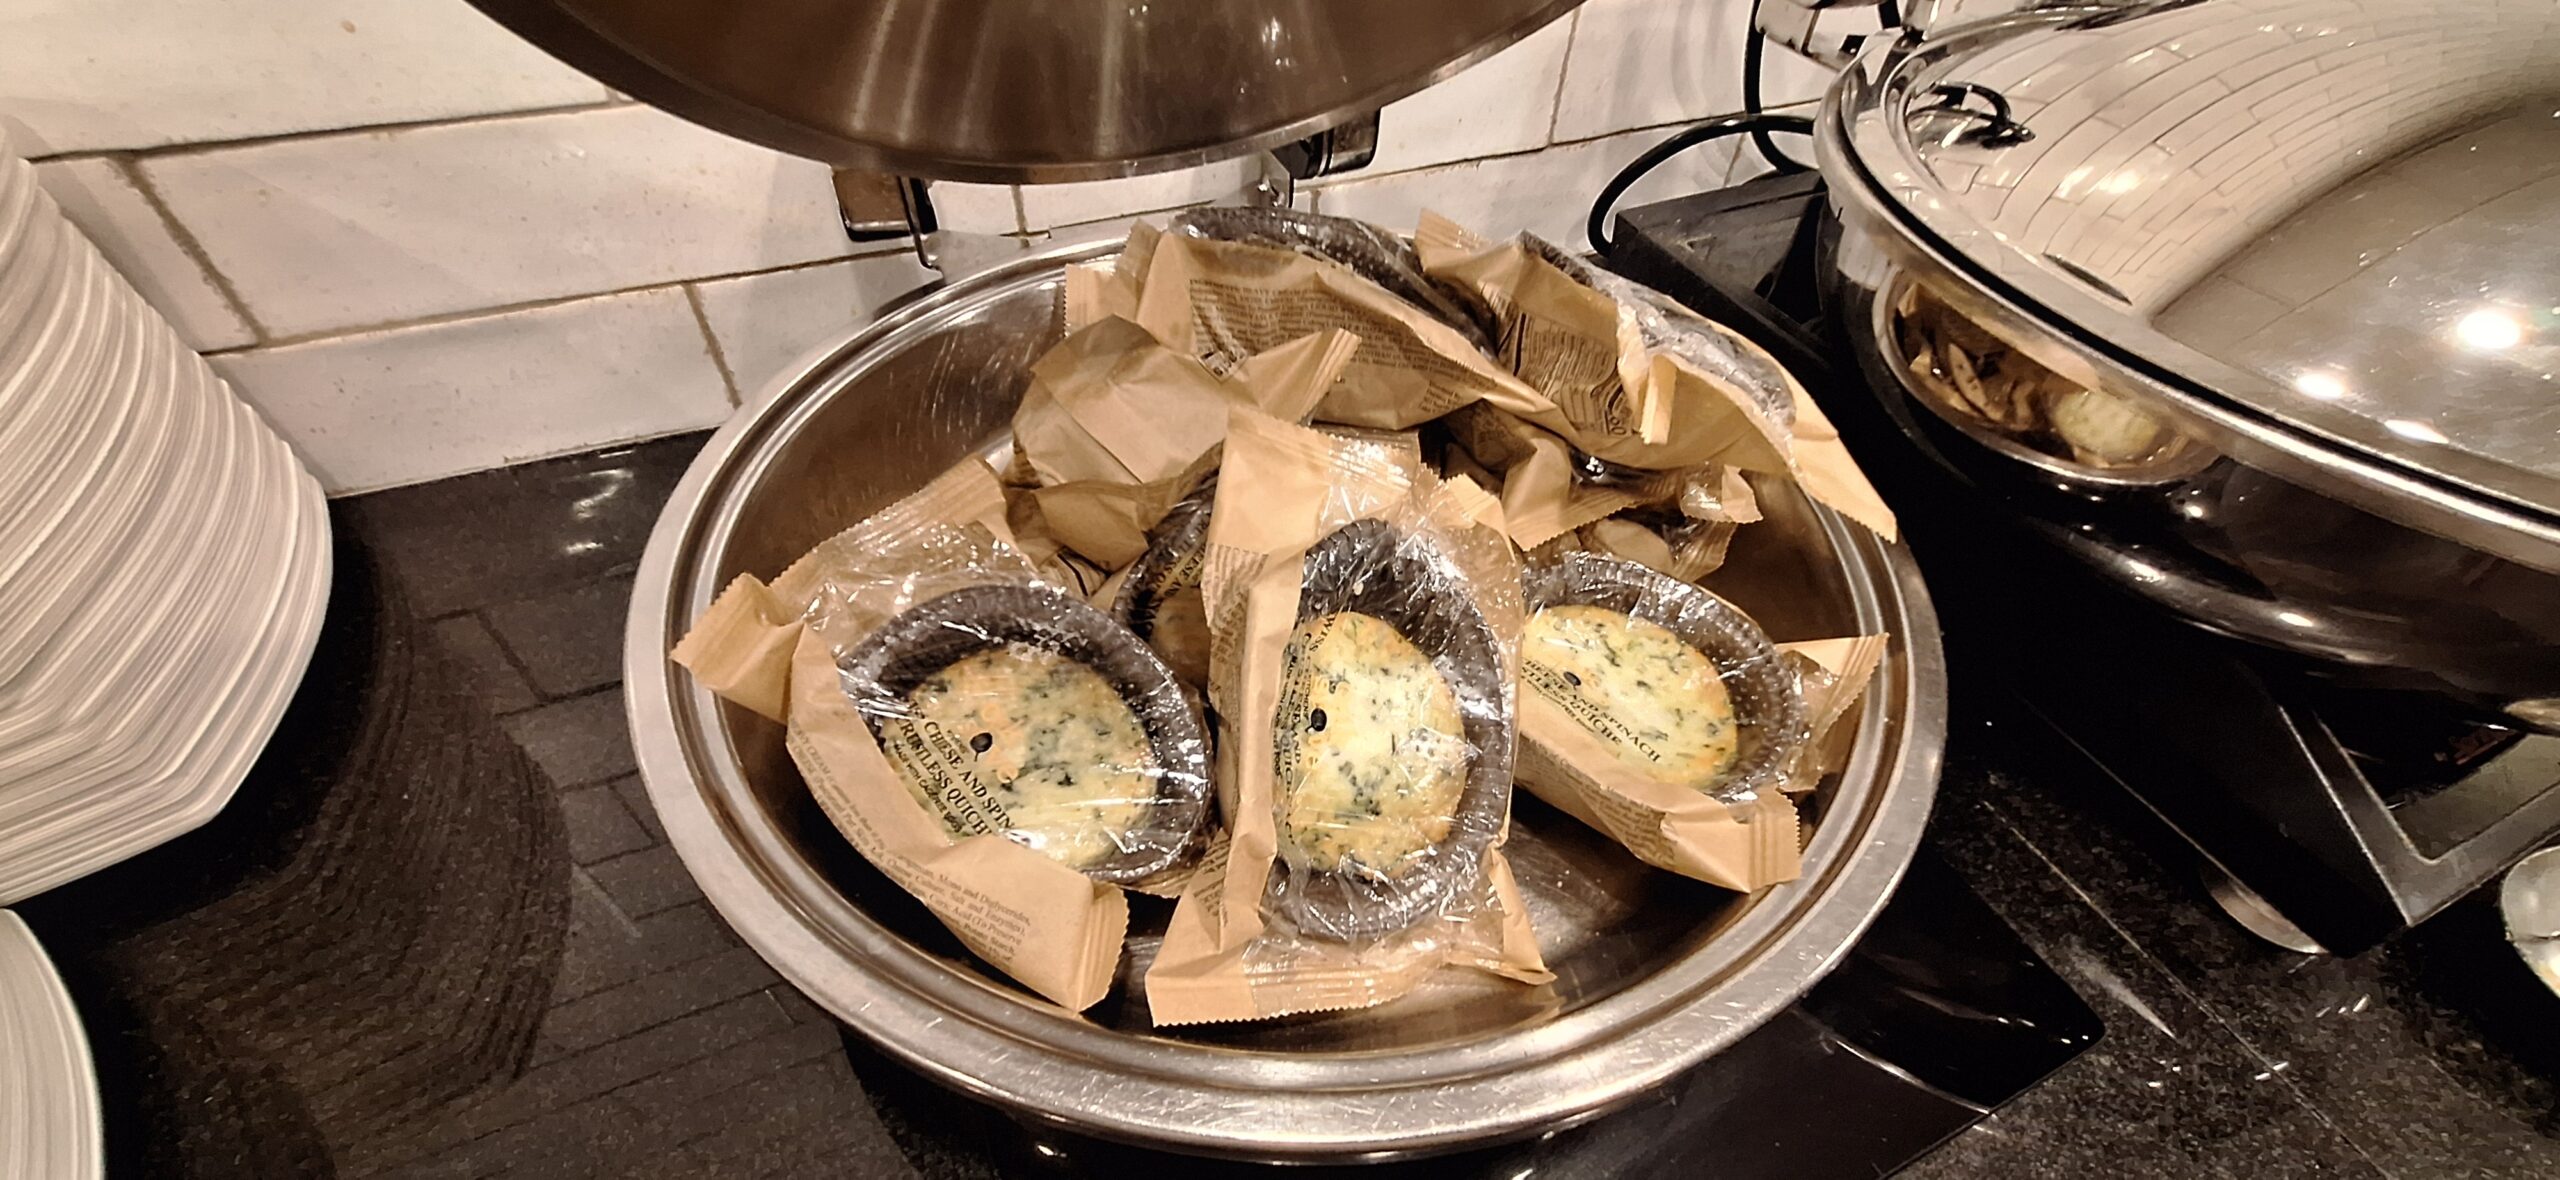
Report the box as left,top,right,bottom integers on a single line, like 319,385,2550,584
1584,112,1815,256
1743,0,1813,176
1587,0,1829,256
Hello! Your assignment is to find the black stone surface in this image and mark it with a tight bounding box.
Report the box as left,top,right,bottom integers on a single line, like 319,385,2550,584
28,433,2559,1177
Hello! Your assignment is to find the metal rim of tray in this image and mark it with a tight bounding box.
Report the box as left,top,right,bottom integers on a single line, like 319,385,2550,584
623,239,1947,1160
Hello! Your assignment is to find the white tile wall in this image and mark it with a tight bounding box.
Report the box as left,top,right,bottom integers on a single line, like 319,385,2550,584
930,183,1023,235
1315,127,1743,248
4,0,1865,492
0,0,606,157
33,158,255,351
1553,0,1831,143
1365,17,1577,175
211,288,731,493
691,254,941,399
142,105,854,340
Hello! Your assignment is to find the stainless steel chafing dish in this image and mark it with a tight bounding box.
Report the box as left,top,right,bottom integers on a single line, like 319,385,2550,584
1817,0,2560,725
460,0,1955,1158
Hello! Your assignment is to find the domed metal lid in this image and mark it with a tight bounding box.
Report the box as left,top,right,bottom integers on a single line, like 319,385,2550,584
466,0,1578,183
1833,0,2560,530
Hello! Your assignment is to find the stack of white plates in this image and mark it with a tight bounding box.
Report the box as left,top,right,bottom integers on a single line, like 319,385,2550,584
0,142,330,903
0,912,100,1180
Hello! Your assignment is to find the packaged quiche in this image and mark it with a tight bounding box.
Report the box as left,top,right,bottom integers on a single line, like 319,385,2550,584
670,460,1215,1011
1144,407,1550,1026
1512,552,1885,891
1105,476,1217,693
1414,212,1897,542
1006,315,1355,574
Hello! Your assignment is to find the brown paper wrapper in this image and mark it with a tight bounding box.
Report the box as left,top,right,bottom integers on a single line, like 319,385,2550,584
1011,317,1357,570
1513,632,1887,891
1016,317,1345,487
1129,230,1560,431
1144,408,1548,1026
1415,214,1648,451
1063,258,1138,334
1779,635,1890,791
669,460,1132,1011
1028,449,1224,572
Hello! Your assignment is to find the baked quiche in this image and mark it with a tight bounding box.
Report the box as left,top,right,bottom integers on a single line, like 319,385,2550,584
1274,611,1472,877
876,641,1160,870
1523,603,1739,788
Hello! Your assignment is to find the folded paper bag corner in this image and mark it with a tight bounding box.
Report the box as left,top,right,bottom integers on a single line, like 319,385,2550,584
670,574,801,724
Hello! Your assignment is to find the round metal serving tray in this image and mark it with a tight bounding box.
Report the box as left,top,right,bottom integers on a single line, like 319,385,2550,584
623,240,1946,1161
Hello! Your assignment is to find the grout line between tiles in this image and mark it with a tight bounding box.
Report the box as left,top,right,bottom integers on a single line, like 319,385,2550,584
1978,796,2392,1176
335,426,712,499
469,607,558,706
1545,9,1584,146
681,285,743,408
105,98,629,165
1306,106,1780,197
572,865,646,940
110,156,274,341
203,247,913,357
428,1016,745,1163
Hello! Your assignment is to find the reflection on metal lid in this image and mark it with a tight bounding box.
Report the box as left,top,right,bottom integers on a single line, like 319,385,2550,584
1847,0,2560,517
462,0,1578,183
2456,308,2527,352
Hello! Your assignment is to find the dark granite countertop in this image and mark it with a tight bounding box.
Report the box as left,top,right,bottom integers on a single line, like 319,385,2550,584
19,433,2560,1178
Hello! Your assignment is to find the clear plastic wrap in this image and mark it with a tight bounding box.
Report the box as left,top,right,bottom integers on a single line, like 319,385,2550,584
1267,517,1514,942
1144,408,1548,1025
839,583,1213,886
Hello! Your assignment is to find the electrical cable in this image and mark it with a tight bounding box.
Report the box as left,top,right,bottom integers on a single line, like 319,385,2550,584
1743,0,1813,176
1584,112,1814,256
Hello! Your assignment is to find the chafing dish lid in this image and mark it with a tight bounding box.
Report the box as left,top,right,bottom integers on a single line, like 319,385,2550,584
464,0,1579,184
1835,0,2560,526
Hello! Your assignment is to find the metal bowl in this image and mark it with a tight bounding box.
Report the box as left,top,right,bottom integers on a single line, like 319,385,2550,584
624,239,1944,1160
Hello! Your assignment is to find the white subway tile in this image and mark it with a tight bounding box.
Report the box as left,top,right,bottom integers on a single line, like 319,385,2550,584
211,287,730,493
691,254,938,397
929,183,1023,235
0,0,607,156
33,158,254,351
1364,17,1575,175
1009,16,1571,233
142,106,853,339
1313,129,1741,249
1553,0,1833,143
